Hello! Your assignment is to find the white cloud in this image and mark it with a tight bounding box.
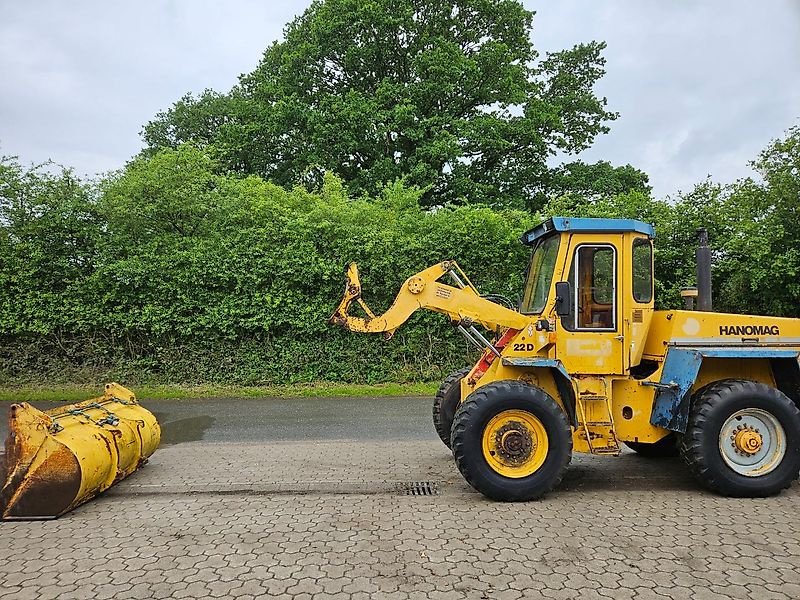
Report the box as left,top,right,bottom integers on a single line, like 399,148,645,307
1,0,799,196
528,0,800,196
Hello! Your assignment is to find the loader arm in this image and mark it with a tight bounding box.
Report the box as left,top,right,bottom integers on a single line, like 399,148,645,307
329,261,529,339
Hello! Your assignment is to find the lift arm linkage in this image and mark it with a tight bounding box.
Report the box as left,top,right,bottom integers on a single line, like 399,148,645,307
329,261,529,339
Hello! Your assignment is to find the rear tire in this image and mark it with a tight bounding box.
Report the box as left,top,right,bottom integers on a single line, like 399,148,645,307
624,433,679,458
432,367,471,449
451,380,571,501
680,379,800,497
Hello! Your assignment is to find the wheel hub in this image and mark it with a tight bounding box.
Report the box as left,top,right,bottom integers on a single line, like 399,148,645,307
719,408,786,477
733,427,762,455
481,409,549,479
497,423,533,463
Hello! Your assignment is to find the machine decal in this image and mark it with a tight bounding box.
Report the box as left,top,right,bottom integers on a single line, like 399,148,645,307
435,286,452,299
720,325,780,336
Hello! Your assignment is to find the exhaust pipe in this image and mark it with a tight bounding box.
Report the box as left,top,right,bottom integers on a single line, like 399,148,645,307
680,287,698,310
696,228,713,312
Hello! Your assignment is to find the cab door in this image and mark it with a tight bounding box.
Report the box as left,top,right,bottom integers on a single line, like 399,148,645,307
555,241,625,375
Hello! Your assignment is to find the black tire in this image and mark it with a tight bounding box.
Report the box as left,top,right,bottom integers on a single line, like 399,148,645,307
680,379,800,497
624,433,679,458
432,367,471,449
451,380,572,501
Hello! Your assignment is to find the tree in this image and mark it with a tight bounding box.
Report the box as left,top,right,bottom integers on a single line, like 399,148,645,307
534,160,651,209
143,0,620,209
141,91,233,156
711,126,800,316
546,126,800,316
100,144,253,242
0,156,101,333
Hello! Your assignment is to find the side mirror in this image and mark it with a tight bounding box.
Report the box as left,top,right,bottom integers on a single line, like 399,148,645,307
555,281,571,317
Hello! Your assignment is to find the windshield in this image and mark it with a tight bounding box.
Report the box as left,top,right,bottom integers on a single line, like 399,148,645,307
520,234,560,314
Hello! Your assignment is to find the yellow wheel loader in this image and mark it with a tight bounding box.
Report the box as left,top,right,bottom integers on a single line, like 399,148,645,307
331,217,800,501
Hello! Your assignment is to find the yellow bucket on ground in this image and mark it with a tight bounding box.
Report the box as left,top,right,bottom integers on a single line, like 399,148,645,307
0,383,160,520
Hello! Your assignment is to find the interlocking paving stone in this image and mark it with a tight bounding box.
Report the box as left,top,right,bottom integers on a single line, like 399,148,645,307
2,438,800,599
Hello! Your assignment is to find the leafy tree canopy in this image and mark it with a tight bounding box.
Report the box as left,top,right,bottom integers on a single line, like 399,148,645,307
143,0,626,210
538,160,651,207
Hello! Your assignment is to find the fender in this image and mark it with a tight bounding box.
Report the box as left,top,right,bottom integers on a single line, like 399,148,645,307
501,357,577,427
649,347,800,432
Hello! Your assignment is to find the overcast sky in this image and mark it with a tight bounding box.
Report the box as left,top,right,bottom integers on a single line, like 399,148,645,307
1,1,799,198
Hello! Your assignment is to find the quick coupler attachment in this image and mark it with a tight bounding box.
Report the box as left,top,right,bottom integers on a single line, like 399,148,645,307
0,383,160,520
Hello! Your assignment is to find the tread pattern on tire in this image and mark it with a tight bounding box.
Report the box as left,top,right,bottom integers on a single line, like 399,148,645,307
432,367,471,448
451,380,572,501
680,378,800,497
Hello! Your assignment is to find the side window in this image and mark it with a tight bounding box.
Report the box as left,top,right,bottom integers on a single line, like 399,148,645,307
632,238,653,303
566,245,617,330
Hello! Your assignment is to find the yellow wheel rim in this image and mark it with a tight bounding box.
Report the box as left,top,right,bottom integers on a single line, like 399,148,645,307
481,409,549,478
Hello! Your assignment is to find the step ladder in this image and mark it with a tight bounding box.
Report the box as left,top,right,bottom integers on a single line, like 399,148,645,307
576,394,620,456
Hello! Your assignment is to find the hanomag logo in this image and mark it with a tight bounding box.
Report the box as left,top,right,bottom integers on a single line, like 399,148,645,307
719,325,780,336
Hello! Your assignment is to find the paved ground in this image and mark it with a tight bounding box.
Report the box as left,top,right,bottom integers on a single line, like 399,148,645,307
3,396,800,599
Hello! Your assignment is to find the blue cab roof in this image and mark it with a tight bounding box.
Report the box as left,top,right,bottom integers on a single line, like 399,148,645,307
521,217,655,246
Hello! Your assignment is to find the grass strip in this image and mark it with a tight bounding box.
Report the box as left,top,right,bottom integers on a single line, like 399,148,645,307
0,382,439,402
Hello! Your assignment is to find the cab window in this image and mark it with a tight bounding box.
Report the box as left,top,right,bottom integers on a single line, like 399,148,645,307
632,238,653,303
520,235,560,314
565,245,617,330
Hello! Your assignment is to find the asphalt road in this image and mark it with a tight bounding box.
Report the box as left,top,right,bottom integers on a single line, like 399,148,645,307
0,396,438,447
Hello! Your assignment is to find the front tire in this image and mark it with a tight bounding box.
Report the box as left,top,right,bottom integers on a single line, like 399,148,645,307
680,379,800,497
451,380,572,501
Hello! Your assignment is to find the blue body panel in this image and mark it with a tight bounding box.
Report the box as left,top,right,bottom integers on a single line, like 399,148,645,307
500,357,572,381
521,217,655,246
649,346,800,431
648,349,703,431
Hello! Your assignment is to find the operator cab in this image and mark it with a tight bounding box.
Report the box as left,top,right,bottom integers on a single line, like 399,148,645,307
520,217,656,375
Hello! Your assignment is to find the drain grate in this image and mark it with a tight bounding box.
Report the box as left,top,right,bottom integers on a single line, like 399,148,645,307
400,481,439,496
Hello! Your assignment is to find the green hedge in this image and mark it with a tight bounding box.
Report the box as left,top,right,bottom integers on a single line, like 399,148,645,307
0,147,533,384
3,126,799,385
